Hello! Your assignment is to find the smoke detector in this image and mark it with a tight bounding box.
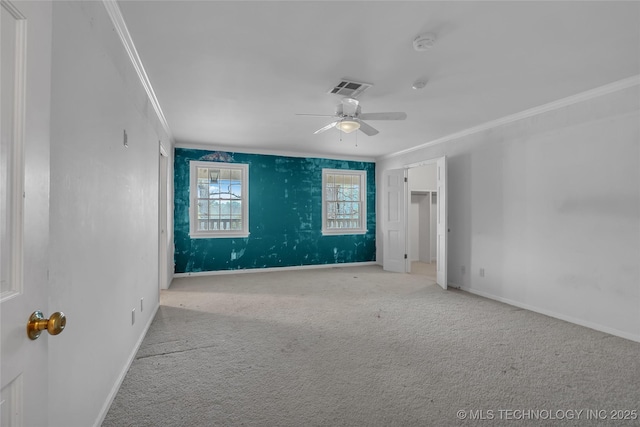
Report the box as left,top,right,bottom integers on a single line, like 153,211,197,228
413,33,437,51
412,79,427,90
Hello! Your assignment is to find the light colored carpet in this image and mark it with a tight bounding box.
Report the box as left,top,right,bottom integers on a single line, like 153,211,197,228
103,265,640,426
410,261,436,278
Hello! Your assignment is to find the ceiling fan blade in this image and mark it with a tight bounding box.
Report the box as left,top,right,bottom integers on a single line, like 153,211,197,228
296,113,337,118
358,112,407,121
314,121,338,134
357,120,379,136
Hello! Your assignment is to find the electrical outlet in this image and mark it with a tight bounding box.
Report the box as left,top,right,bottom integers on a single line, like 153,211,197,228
131,308,135,325
480,268,485,277
461,266,466,275
140,298,144,312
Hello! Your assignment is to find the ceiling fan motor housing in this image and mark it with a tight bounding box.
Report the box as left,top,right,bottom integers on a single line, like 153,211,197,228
335,100,361,118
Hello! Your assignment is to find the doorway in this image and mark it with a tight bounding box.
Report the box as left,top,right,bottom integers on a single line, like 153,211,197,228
381,156,447,289
407,164,437,281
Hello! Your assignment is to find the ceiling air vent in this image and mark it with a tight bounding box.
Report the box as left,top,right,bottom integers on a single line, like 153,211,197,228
327,79,372,98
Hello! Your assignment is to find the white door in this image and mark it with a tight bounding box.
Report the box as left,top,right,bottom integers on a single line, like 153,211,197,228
1,1,53,425
436,157,447,289
382,168,407,273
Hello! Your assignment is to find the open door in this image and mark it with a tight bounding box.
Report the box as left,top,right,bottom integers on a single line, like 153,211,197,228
1,1,53,425
382,168,407,273
436,157,447,289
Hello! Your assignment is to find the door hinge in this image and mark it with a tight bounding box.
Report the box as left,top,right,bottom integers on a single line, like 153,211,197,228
404,177,408,183
404,254,408,259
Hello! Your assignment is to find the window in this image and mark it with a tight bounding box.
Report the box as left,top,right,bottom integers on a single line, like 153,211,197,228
322,169,367,235
190,161,249,238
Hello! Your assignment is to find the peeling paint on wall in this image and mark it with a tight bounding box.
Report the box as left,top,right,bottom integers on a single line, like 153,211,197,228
174,148,376,273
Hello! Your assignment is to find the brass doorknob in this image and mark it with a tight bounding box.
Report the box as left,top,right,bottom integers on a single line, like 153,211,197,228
27,311,66,340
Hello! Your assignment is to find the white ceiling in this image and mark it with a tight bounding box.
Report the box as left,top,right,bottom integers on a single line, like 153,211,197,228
118,1,640,160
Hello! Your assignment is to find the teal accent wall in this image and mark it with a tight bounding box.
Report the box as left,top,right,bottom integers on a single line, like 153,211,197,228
174,148,376,273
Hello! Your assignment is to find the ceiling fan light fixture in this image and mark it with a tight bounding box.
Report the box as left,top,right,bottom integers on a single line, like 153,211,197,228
336,119,360,133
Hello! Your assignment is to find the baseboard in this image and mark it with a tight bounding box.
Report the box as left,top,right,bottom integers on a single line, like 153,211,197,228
448,281,462,289
458,285,640,343
173,261,378,278
93,302,160,427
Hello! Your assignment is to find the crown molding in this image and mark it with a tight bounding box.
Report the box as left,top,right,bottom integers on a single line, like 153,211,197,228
380,75,640,161
102,0,174,145
174,141,376,163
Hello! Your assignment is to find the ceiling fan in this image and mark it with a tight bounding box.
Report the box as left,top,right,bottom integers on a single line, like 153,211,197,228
296,97,407,136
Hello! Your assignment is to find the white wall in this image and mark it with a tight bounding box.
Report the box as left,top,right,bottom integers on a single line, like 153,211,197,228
377,83,640,342
408,163,436,192
409,196,420,260
418,195,430,263
430,193,437,261
48,2,170,426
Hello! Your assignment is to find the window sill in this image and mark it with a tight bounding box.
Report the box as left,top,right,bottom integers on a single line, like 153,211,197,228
321,229,367,236
190,232,250,239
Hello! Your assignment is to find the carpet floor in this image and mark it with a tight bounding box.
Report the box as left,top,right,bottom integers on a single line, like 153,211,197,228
102,265,640,426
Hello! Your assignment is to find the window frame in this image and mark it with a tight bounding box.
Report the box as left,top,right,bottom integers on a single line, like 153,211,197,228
322,168,367,236
189,160,249,239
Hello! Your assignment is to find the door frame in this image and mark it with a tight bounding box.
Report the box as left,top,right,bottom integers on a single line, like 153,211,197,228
158,142,169,291
404,156,448,289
